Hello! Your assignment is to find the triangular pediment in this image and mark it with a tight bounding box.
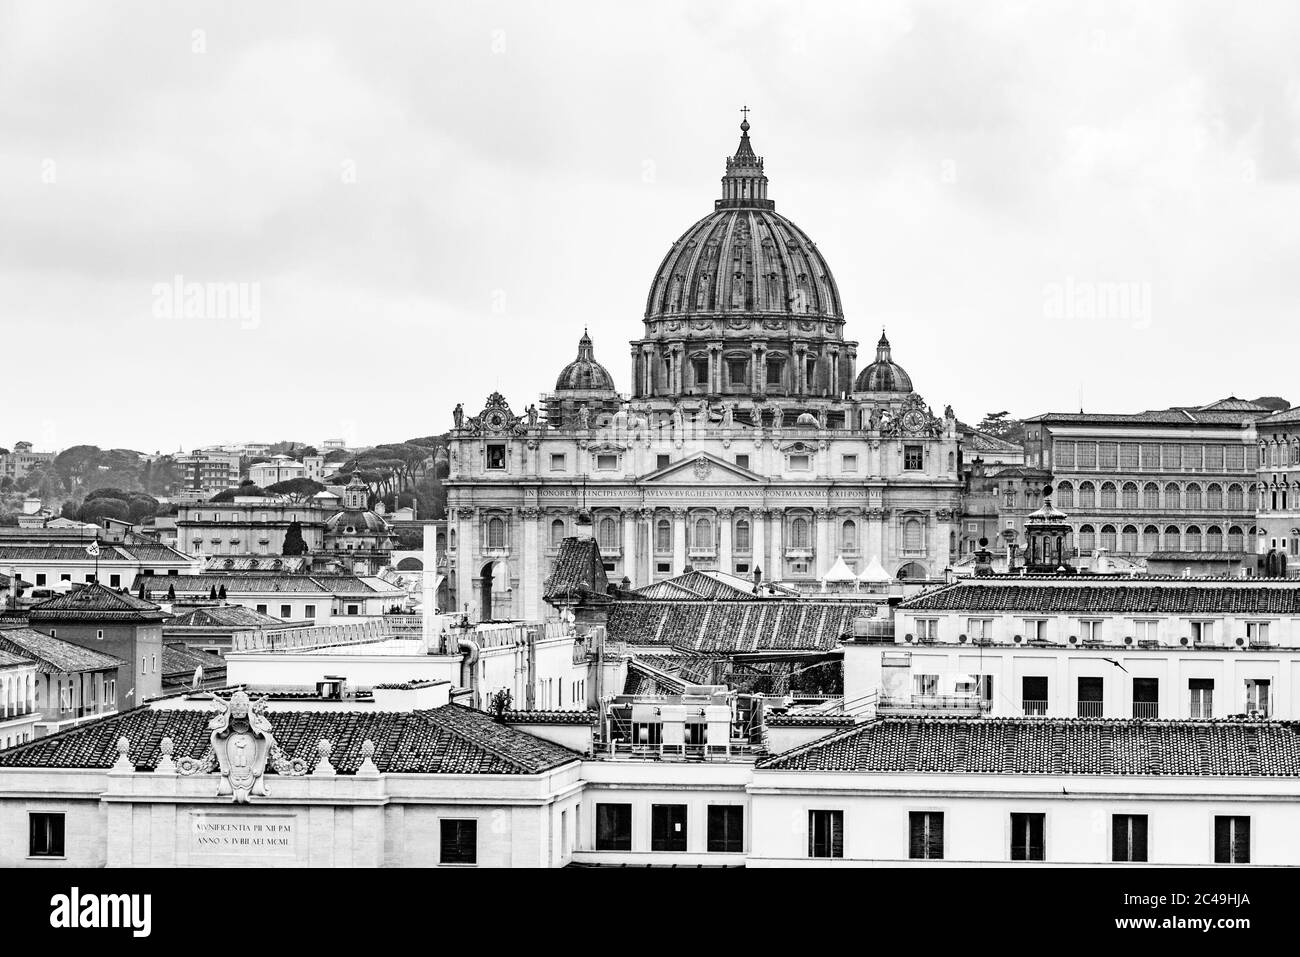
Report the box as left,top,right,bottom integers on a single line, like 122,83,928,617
639,451,765,484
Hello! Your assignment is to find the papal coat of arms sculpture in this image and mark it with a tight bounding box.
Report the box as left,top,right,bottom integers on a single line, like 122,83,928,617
208,690,277,803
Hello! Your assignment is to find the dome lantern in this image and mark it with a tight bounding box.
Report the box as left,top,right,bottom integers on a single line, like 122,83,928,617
853,327,913,394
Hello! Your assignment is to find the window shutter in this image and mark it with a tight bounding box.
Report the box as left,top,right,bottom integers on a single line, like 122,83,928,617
1112,820,1127,862
1132,816,1148,862
928,814,944,859
1214,817,1231,863
830,812,844,858
1233,818,1250,863
909,812,925,858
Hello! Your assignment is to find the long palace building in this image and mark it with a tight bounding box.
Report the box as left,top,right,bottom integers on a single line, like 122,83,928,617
446,118,962,620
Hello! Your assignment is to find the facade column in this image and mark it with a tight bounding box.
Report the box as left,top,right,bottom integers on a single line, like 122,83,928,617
520,507,541,621
769,509,784,581
638,509,654,584
751,508,767,579
621,508,638,587
671,508,687,575
815,507,833,576
463,506,481,619
718,508,733,573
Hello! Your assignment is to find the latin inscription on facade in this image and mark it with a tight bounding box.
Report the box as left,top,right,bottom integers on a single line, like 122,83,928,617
190,813,297,858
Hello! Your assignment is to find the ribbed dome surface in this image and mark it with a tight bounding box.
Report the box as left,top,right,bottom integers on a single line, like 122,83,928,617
327,510,389,534
554,330,615,392
644,208,842,323
854,331,913,393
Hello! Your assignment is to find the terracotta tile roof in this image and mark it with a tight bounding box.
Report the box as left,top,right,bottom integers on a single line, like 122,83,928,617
135,575,328,597
161,644,228,681
164,605,285,629
1146,551,1250,562
624,659,689,696
901,580,1300,615
1262,406,1300,425
0,702,581,775
632,570,760,601
606,600,861,652
0,543,191,564
765,713,857,728
757,716,1300,776
1026,402,1270,427
0,649,30,669
500,710,598,725
0,626,125,674
544,537,609,601
28,583,164,622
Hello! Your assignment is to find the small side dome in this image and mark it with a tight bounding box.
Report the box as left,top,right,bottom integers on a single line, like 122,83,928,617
854,329,913,393
555,329,615,392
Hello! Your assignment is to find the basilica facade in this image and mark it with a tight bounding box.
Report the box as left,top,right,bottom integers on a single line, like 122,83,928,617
446,119,962,621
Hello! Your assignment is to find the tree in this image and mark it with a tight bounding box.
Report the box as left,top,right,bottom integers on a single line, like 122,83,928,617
76,498,129,524
217,584,227,600
1252,396,1291,412
975,411,1025,444
166,582,176,601
283,521,309,556
264,477,325,503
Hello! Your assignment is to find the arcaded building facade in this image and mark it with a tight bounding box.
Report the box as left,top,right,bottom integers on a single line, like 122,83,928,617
445,120,962,622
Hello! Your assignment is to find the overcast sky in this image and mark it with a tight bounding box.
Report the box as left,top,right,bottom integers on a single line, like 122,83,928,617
1,0,1297,454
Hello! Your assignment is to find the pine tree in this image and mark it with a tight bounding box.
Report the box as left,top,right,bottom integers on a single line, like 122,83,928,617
283,521,309,556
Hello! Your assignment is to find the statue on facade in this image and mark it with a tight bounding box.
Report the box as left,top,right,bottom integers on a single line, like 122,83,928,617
209,690,276,803
671,403,685,435
771,404,785,430
526,403,539,428
577,404,590,430
719,400,735,429
452,403,464,430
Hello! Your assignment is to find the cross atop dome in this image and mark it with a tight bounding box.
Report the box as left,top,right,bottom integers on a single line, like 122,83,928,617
719,106,772,210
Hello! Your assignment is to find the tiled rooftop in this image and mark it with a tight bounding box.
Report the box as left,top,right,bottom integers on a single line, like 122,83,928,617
28,582,164,622
0,702,581,775
0,626,125,674
606,600,862,652
901,580,1300,615
161,644,228,681
544,537,608,601
757,716,1300,776
165,605,286,628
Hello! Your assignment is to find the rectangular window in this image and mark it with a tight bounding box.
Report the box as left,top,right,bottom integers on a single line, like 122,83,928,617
256,604,268,614
1077,676,1103,717
109,574,121,588
439,819,477,864
913,673,939,695
1098,442,1118,470
1133,620,1159,643
1189,678,1214,719
346,604,359,616
1022,619,1048,641
727,358,748,385
841,454,858,473
35,573,46,586
656,454,670,470
304,604,316,619
1022,676,1048,715
549,453,566,472
1055,442,1076,469
915,619,939,642
651,804,688,852
1214,816,1250,864
788,454,811,471
1112,814,1148,862
904,445,923,470
596,803,632,851
706,806,744,853
279,604,291,619
1010,812,1045,861
595,454,618,470
967,618,993,641
1245,678,1271,716
29,812,65,857
808,809,844,859
486,444,506,470
1190,620,1214,644
766,359,783,386
693,358,709,385
909,811,944,860
1080,619,1104,642
735,454,749,470
1246,621,1271,646
1133,677,1159,719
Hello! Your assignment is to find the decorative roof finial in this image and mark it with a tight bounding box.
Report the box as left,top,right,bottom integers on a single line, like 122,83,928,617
720,105,770,209
740,104,751,132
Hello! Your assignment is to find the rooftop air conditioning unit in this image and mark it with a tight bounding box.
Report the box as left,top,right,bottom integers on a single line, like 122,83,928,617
903,633,915,643
1179,637,1189,646
1067,635,1078,645
1013,634,1023,644
1235,637,1246,647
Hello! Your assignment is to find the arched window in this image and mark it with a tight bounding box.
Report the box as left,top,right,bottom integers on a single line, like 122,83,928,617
735,518,751,552
549,520,564,547
1100,524,1117,551
1144,483,1159,510
790,516,810,548
598,517,618,550
1100,482,1117,509
1121,525,1138,553
693,516,713,549
1227,525,1244,551
903,518,922,551
1247,485,1258,510
1164,525,1181,550
1078,525,1095,553
1122,483,1138,510
1164,483,1180,510
841,519,858,552
1056,482,1074,508
487,516,506,549
1206,525,1223,551
1185,484,1202,510
656,518,671,553
1227,484,1244,509
436,532,447,552
1207,484,1223,510
1143,525,1160,553
1078,482,1096,509
1184,525,1202,551
449,529,456,549
766,355,785,387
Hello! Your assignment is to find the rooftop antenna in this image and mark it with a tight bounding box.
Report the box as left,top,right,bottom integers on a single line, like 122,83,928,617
1079,381,1084,414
